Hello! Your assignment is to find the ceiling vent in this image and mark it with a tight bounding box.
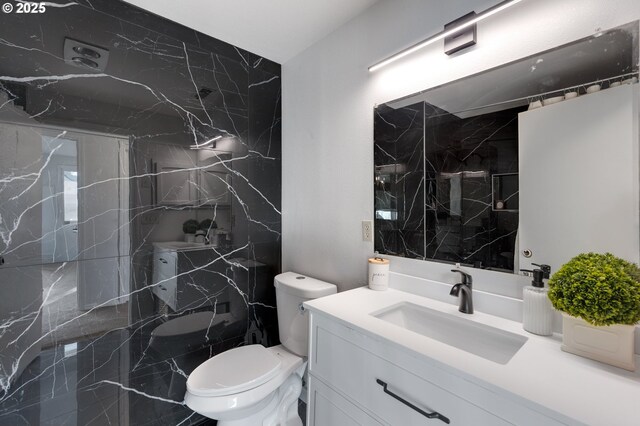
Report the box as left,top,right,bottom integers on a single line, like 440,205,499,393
64,38,110,72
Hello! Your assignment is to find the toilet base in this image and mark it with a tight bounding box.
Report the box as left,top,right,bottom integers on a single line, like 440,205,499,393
217,371,303,426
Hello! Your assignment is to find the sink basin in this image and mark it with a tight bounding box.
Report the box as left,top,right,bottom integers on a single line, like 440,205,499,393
153,241,208,251
372,302,527,364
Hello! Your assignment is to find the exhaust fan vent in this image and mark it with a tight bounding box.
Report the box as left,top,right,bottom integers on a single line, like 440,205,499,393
64,38,110,72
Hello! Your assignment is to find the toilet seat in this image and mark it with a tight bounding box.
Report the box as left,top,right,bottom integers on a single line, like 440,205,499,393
187,345,282,397
184,344,305,421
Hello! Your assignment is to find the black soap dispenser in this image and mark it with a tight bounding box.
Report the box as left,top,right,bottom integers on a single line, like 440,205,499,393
521,264,554,336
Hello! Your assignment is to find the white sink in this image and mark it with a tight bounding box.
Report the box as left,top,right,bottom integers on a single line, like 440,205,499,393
372,302,527,364
153,241,208,251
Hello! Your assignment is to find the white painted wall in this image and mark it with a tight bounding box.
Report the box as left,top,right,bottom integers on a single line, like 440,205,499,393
519,85,640,269
282,0,640,292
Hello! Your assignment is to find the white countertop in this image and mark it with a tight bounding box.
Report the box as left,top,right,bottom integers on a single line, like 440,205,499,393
304,286,640,426
152,241,212,252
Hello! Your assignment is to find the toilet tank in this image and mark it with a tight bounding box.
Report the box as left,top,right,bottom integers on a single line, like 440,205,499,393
275,272,337,356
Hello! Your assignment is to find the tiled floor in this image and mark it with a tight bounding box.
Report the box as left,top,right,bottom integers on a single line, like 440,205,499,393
0,328,307,425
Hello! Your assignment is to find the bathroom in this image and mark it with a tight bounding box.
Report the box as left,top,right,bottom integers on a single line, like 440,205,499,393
0,0,638,425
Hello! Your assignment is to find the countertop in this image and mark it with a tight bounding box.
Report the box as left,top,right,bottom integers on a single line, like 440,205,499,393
304,286,640,426
152,241,235,253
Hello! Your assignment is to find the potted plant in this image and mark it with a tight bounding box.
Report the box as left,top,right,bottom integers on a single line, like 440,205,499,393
199,219,218,245
199,219,217,233
548,252,640,370
182,219,199,243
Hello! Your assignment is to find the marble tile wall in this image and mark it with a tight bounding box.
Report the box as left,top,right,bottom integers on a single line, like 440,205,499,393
374,102,425,258
0,0,281,424
374,102,520,272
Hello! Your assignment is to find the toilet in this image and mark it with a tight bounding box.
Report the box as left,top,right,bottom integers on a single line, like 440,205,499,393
184,272,337,425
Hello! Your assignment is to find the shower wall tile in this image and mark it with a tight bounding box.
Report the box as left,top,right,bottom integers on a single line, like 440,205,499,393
374,101,520,272
0,0,281,424
374,102,425,258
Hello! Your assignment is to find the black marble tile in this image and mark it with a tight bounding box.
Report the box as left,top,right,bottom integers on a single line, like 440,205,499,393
0,330,229,425
0,0,281,423
47,0,281,72
374,102,425,258
374,101,522,272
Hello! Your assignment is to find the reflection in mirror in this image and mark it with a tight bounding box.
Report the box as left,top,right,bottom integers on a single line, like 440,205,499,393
374,21,639,275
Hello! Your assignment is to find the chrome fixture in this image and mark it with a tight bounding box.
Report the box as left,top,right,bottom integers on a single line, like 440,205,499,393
71,57,99,69
450,269,473,314
64,38,110,71
444,12,477,55
72,45,101,59
189,135,222,150
368,0,523,72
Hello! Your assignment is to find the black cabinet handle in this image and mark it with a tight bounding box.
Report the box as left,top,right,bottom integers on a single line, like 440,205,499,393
376,379,450,424
159,258,168,264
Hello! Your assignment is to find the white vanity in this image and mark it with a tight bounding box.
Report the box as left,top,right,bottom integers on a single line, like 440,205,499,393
303,277,640,426
151,241,217,310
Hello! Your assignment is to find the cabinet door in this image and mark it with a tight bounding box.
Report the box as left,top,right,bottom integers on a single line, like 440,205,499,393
308,375,383,426
198,170,231,205
311,321,514,426
152,250,177,310
157,165,195,205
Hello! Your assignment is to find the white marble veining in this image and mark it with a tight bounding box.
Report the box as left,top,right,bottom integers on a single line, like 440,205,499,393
0,1,282,424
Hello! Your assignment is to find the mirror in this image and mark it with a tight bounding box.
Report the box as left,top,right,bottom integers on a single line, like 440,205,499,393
374,21,640,275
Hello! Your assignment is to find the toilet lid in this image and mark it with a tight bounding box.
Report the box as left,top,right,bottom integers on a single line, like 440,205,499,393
186,345,282,397
151,312,221,337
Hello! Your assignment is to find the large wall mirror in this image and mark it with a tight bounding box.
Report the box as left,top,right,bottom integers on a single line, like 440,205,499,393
374,21,640,276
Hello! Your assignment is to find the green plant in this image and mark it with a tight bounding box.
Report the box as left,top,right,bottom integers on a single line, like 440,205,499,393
547,252,640,326
199,219,217,232
182,219,199,234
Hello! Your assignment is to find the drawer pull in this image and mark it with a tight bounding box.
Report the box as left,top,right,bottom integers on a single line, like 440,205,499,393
376,379,450,424
158,285,167,291
159,258,168,264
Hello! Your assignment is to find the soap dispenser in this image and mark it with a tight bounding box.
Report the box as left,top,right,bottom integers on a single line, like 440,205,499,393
521,264,554,336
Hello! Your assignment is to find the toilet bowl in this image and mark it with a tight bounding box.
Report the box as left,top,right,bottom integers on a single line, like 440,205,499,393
184,272,337,425
185,344,305,425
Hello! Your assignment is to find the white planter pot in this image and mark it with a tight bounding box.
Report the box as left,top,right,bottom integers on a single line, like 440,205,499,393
561,313,636,371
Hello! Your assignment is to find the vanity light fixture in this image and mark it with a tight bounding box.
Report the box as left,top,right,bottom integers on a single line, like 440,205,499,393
190,135,222,150
368,0,523,72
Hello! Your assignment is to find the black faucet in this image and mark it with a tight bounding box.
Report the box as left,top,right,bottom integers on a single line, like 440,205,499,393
450,269,473,314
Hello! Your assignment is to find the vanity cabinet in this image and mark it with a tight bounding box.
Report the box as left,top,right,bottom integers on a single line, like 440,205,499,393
307,312,567,426
151,248,179,309
151,246,229,311
308,375,384,426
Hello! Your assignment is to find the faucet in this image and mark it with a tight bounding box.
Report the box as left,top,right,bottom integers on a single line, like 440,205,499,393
450,269,473,314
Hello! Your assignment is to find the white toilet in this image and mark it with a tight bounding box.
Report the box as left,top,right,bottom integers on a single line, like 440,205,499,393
184,272,337,425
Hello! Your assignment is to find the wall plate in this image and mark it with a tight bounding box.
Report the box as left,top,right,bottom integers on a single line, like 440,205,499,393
362,220,373,242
